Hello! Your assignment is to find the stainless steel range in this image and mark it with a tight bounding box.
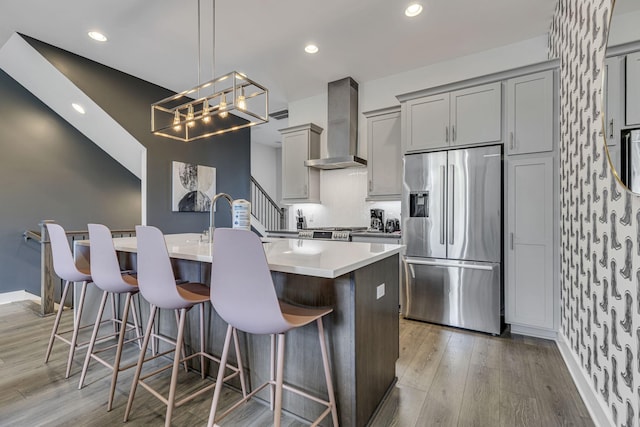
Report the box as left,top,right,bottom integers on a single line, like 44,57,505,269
297,227,368,241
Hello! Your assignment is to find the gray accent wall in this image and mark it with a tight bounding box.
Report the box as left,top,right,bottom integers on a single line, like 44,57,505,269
0,68,141,295
0,35,250,295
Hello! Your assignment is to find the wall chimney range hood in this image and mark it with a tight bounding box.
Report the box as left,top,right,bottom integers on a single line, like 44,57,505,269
305,77,367,170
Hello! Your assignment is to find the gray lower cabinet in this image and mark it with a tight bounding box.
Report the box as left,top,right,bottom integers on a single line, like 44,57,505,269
506,70,554,155
280,123,322,204
626,51,640,126
505,155,556,334
364,106,401,200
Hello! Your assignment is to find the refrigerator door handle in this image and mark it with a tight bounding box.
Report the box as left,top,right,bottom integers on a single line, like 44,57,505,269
404,257,496,271
448,165,454,245
440,165,446,244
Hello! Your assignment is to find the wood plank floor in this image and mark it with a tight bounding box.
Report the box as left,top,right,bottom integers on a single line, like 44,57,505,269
0,301,593,426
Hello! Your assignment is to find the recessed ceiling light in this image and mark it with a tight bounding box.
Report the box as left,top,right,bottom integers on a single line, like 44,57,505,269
72,103,86,114
305,44,319,54
405,3,423,17
88,31,107,42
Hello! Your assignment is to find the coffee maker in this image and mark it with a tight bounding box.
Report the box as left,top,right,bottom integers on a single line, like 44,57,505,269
370,208,384,232
296,209,307,229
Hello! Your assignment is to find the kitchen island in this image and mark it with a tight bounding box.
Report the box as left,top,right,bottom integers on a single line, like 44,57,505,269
74,233,402,427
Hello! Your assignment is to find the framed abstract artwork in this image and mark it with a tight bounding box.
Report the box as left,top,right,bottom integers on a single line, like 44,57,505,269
171,161,216,212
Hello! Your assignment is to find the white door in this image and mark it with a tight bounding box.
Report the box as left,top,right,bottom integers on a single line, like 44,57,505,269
626,52,640,126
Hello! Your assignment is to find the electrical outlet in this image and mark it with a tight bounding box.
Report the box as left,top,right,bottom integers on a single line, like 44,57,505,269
376,283,385,299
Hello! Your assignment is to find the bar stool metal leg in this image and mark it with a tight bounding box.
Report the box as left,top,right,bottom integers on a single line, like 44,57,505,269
274,333,286,427
174,309,188,372
207,325,234,427
232,328,247,398
108,291,133,411
78,290,109,389
44,279,72,363
65,280,89,378
269,334,276,410
124,305,157,422
317,318,339,427
165,307,187,427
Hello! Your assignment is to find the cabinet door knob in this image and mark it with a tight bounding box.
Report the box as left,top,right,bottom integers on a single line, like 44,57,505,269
369,180,373,192
445,126,449,143
510,132,515,150
452,125,456,142
510,232,514,250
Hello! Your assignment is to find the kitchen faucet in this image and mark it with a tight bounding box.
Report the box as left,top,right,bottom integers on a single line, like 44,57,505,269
208,193,233,243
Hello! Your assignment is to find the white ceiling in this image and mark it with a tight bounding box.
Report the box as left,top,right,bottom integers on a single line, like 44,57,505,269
0,0,560,145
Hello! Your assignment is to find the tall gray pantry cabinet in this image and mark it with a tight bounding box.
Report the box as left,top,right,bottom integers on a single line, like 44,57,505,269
505,69,559,338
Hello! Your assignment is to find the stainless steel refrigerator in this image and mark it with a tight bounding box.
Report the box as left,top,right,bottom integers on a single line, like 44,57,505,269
401,145,502,334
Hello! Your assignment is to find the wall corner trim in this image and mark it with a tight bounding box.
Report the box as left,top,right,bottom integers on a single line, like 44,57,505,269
556,333,614,427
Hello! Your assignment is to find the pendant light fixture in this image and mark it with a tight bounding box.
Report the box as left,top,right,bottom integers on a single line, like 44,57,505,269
151,0,268,142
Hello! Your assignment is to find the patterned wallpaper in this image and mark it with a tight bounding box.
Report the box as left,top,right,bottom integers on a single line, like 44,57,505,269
550,0,640,425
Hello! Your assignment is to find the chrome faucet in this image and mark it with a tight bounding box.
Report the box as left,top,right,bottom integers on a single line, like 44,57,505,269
208,193,233,243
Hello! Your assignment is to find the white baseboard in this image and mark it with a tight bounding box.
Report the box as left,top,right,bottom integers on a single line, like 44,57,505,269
509,323,558,340
0,290,40,305
556,333,613,427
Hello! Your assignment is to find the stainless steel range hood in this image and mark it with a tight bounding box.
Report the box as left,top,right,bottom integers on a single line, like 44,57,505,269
305,77,367,170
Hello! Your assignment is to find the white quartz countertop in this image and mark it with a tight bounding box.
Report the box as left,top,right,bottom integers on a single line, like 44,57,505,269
80,233,403,279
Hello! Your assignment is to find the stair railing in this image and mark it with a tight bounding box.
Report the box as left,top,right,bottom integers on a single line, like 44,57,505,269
250,177,285,231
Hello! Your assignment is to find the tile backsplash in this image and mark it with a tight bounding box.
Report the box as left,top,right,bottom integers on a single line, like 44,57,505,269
287,168,401,229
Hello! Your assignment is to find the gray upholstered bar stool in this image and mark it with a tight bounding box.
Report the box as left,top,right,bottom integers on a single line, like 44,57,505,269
44,222,93,378
78,224,143,411
207,228,339,427
124,225,246,427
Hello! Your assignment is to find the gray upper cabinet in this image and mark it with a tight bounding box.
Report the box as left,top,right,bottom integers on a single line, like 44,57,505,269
626,51,640,126
365,106,401,200
605,57,623,146
280,123,322,204
450,82,502,147
402,82,501,153
404,93,449,152
506,70,554,155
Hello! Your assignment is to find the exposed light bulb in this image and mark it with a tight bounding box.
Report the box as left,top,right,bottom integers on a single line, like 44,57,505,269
219,94,228,118
202,99,211,123
186,104,195,128
173,110,181,131
237,89,246,111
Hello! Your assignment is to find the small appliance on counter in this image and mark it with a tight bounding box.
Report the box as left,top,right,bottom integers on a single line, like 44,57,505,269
385,218,400,233
370,209,384,232
296,209,307,230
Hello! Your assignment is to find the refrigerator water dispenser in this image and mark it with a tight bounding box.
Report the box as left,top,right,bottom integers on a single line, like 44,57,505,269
409,192,429,217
